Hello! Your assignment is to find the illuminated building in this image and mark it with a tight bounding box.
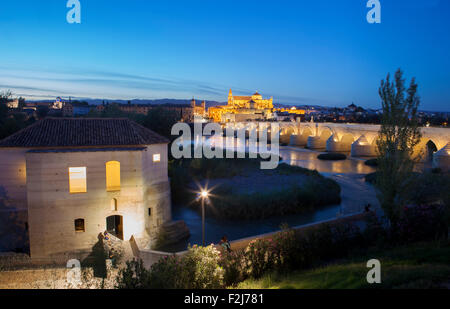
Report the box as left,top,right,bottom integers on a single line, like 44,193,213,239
0,118,177,260
208,89,305,123
208,89,274,122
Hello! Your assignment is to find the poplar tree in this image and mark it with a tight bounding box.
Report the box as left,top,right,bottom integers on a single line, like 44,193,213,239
376,69,422,229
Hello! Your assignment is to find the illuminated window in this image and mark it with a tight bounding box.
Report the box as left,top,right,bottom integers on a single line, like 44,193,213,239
153,153,161,162
106,161,120,191
69,167,87,193
74,219,85,232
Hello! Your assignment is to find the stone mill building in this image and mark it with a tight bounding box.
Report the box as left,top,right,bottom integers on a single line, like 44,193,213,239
0,117,179,260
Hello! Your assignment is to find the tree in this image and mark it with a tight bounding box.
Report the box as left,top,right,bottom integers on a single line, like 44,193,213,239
0,90,12,104
142,107,180,139
375,69,422,229
0,90,12,119
36,105,50,119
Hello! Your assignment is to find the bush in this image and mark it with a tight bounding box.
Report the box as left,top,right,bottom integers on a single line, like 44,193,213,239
116,245,224,289
365,158,378,167
118,210,450,289
431,168,442,174
182,245,225,289
363,212,388,247
242,239,277,278
220,221,365,284
219,249,246,287
397,205,448,243
317,153,347,161
405,172,450,206
365,172,377,183
116,259,151,289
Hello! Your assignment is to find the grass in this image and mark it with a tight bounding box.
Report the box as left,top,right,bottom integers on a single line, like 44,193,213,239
235,241,450,289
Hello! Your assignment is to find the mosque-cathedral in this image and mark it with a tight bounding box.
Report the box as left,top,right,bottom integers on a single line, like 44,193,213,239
207,89,304,123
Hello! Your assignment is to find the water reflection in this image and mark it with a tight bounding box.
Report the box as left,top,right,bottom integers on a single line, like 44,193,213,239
166,136,375,252
168,203,341,252
203,136,375,174
280,148,375,174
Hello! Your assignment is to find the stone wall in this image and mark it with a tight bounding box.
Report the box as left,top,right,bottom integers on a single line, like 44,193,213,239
0,148,29,252
23,144,170,260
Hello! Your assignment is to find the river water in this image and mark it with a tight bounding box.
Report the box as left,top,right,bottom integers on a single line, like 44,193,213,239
165,137,376,252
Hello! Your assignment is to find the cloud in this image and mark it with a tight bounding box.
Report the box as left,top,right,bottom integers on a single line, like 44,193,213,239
0,66,237,100
0,65,334,106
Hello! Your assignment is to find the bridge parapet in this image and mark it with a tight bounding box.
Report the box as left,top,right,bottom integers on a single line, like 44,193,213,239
222,122,448,166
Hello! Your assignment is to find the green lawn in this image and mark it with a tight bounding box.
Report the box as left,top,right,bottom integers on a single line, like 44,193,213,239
235,241,450,289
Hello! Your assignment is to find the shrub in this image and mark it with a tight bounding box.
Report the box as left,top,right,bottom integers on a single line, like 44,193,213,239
396,205,448,243
405,172,450,206
431,167,442,174
219,249,246,287
147,255,186,288
365,172,377,183
182,245,225,289
221,221,366,283
271,228,300,271
116,259,151,289
242,239,276,278
116,245,224,289
317,153,347,160
365,158,378,167
363,212,388,247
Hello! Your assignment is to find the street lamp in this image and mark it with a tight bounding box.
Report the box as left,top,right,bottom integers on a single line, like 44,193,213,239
199,190,209,246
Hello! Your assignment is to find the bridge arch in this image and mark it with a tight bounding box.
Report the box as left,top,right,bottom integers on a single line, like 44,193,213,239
290,126,313,146
326,132,355,152
351,135,377,157
280,126,296,144
318,127,334,140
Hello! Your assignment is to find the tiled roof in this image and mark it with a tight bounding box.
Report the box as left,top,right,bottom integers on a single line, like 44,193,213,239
0,118,169,148
27,147,147,153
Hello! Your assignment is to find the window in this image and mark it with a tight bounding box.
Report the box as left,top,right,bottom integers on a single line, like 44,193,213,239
111,198,118,211
69,167,87,193
106,161,120,191
153,153,161,162
148,208,152,216
74,219,85,232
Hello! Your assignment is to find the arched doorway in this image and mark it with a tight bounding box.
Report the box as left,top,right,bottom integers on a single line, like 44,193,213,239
426,140,438,162
106,215,123,240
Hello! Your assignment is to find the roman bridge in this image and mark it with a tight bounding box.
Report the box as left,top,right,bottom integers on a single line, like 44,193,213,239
226,121,450,170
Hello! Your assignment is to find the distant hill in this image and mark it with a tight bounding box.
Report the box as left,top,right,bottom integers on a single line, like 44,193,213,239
27,98,226,108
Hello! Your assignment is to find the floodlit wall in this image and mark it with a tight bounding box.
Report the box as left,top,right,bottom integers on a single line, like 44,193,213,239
24,145,170,259
0,148,29,252
141,144,172,243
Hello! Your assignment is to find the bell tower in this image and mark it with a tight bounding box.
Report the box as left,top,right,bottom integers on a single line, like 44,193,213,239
228,89,233,105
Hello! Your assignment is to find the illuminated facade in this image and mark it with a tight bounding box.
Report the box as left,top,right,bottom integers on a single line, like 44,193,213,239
208,89,274,123
0,118,173,260
190,98,207,120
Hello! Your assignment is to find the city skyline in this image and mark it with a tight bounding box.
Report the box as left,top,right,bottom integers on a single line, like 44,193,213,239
1,0,449,111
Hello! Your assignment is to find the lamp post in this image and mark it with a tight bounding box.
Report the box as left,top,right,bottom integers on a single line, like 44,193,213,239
200,190,208,247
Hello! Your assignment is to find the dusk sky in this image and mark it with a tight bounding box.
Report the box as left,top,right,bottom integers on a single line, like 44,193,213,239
0,0,449,111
